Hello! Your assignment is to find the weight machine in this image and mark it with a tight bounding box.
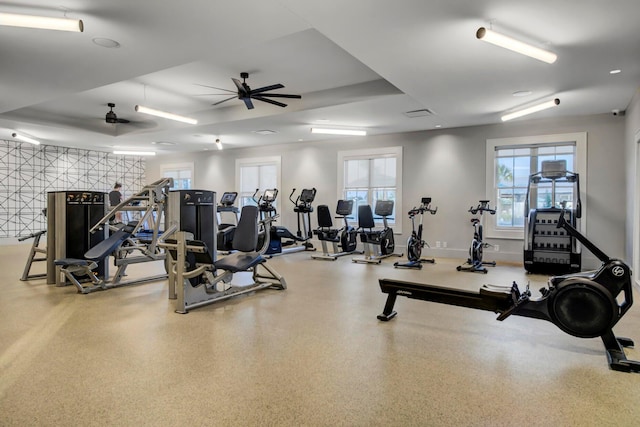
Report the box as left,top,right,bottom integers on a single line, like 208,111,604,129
52,178,174,293
161,205,286,313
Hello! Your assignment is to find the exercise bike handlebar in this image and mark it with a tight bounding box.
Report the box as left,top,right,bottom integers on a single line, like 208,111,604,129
408,205,438,216
469,203,496,215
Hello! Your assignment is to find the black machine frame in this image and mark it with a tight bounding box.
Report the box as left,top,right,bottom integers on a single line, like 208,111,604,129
377,207,640,373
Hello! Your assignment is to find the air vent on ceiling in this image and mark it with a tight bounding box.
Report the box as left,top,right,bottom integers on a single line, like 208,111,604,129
252,129,277,135
403,109,434,118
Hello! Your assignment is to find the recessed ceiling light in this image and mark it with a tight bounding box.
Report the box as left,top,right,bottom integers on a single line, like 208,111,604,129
92,37,120,48
609,69,622,74
252,130,277,135
512,90,532,97
434,124,442,128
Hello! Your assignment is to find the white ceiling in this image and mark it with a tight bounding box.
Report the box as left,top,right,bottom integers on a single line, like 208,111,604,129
1,0,639,153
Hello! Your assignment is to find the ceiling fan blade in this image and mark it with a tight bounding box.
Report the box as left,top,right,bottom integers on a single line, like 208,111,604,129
193,83,236,93
117,118,131,124
243,97,255,109
232,78,249,95
252,96,287,108
250,84,284,94
257,93,302,99
213,96,237,106
194,93,236,96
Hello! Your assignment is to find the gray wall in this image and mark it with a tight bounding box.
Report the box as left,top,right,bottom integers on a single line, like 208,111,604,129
147,113,627,269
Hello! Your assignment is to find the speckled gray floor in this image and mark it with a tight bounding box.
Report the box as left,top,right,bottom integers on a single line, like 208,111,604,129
2,243,640,426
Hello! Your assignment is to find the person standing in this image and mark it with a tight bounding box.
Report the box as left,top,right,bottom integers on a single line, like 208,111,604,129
109,182,123,223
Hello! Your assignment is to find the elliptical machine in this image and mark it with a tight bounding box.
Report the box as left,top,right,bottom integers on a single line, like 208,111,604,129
394,197,437,269
457,200,496,273
262,188,317,256
312,199,363,260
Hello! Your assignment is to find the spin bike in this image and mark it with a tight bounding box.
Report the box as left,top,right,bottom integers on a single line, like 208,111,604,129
457,200,496,273
394,197,437,269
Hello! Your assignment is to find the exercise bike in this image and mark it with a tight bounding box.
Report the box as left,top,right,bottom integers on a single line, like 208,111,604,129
394,197,437,269
457,200,496,273
312,199,363,260
378,205,640,373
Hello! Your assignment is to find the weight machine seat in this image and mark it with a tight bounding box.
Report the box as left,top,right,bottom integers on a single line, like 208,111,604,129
214,205,266,273
84,221,137,260
54,222,137,267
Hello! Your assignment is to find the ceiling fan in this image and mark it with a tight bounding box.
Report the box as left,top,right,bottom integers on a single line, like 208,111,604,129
196,72,301,110
105,103,130,124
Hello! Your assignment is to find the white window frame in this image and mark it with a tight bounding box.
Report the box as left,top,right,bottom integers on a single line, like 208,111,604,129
485,132,587,240
337,146,403,233
161,162,194,190
235,156,282,208
633,130,640,288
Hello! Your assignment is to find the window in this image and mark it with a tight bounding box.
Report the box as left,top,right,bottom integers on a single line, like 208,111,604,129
236,156,281,209
486,133,587,239
338,147,403,231
161,163,193,190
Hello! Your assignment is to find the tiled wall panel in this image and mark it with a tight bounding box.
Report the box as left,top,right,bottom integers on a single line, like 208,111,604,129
0,141,145,238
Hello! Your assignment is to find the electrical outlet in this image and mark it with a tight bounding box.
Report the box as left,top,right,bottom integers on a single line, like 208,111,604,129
436,241,441,248
443,241,447,248
494,244,500,252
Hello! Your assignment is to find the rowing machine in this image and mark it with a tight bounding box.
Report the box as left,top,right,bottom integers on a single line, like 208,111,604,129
377,208,640,373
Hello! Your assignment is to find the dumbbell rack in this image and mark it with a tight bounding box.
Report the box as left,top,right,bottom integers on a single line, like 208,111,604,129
524,208,581,273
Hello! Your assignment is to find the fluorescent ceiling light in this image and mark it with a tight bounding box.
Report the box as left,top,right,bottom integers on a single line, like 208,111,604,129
476,27,557,64
134,105,197,125
311,128,367,136
12,132,40,145
113,150,156,156
0,12,83,32
501,98,560,122
215,139,223,150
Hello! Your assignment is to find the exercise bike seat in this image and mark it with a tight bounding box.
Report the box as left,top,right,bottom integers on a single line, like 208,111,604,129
470,218,480,225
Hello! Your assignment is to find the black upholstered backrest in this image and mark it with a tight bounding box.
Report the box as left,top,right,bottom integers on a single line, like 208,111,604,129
358,205,375,229
233,205,259,252
316,205,333,228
